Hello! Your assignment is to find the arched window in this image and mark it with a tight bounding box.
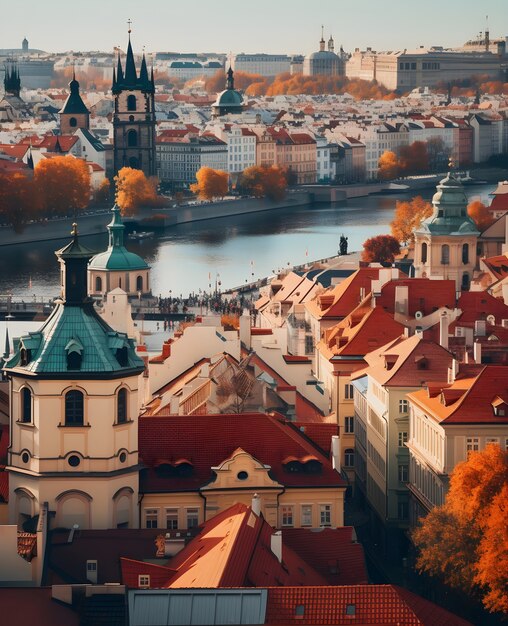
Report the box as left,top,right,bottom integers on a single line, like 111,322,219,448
136,275,143,292
95,276,102,292
344,449,355,468
21,387,32,423
117,388,127,424
441,244,450,265
127,129,138,147
69,117,77,127
127,95,137,111
421,242,428,264
462,243,469,265
65,390,84,426
462,272,470,291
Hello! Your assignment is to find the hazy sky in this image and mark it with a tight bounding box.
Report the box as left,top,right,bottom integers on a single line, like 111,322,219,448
1,0,506,55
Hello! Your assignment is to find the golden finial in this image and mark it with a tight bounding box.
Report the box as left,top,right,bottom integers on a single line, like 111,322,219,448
448,157,455,171
71,222,78,237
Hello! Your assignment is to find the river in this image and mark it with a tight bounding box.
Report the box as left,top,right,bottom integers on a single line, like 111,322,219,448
0,184,494,299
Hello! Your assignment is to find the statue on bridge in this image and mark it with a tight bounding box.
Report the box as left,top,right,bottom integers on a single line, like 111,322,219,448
339,234,348,256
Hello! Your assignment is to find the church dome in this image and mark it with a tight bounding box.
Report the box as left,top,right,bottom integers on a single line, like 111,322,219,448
88,205,149,271
306,50,338,61
214,88,243,107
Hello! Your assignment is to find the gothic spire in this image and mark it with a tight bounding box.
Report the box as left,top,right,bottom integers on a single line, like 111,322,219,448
139,52,149,86
124,33,138,84
226,66,234,90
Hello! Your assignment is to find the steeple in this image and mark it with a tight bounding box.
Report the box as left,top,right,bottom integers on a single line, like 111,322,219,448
59,72,89,115
328,35,335,53
56,223,95,305
107,204,126,249
4,63,21,98
226,66,235,90
319,26,326,52
139,52,149,87
124,28,138,85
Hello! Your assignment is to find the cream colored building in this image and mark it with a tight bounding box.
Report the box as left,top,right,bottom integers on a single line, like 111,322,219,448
413,172,479,290
4,230,145,530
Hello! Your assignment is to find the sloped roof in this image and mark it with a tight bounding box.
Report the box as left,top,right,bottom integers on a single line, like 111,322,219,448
454,290,508,325
265,585,473,626
377,278,456,317
59,77,89,115
138,413,344,493
408,365,508,425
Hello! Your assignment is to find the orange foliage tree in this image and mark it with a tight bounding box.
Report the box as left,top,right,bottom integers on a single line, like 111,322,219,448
361,234,400,265
412,444,508,614
114,167,162,216
391,196,433,244
0,172,40,232
399,141,429,176
34,156,90,217
467,200,495,232
238,165,287,201
190,167,229,201
93,178,111,205
378,150,400,180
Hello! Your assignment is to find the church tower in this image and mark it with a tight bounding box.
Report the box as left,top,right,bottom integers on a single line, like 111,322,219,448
4,64,21,98
4,226,145,530
59,71,90,134
112,28,156,177
413,170,480,290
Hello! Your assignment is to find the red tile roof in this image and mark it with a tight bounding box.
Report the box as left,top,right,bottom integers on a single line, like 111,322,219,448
138,412,344,493
282,527,368,585
481,254,508,281
292,422,338,456
37,135,79,152
455,290,508,325
265,585,473,625
377,278,456,317
0,143,29,160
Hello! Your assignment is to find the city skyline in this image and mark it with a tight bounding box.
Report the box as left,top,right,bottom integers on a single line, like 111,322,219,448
1,0,506,55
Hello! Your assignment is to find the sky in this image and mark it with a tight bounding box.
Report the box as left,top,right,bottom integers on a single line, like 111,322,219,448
1,0,506,56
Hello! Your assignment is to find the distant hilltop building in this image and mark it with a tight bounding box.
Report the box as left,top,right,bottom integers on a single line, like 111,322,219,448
346,43,507,91
303,28,346,76
231,53,291,77
167,59,223,81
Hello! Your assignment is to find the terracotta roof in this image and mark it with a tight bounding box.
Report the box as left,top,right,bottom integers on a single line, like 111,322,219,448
408,365,508,424
282,527,368,585
305,268,382,321
265,585,473,625
138,412,343,493
377,278,456,317
480,254,508,281
17,532,37,560
0,143,29,159
319,305,405,359
455,291,508,325
37,135,79,152
354,335,453,387
292,423,338,456
122,503,327,589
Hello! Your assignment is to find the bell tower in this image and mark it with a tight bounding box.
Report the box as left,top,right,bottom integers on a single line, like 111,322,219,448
112,24,156,177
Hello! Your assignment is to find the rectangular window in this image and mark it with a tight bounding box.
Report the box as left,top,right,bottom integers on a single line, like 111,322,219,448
398,431,408,447
466,437,479,457
398,500,409,520
145,509,158,529
138,575,150,588
319,504,331,527
301,505,312,527
485,437,499,446
166,508,178,530
186,508,199,528
281,505,294,527
86,560,97,572
398,464,409,483
399,399,409,414
345,384,354,400
345,416,354,433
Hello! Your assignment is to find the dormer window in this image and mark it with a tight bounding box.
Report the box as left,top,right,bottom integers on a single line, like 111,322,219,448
65,338,84,371
116,346,129,367
20,347,31,366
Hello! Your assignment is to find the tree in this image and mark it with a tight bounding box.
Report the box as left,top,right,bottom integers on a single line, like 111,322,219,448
467,200,495,232
361,234,400,264
426,137,449,172
413,444,508,614
391,196,433,244
114,167,161,216
378,150,400,180
190,167,229,201
34,156,90,217
238,165,287,201
399,141,429,176
93,178,111,205
0,172,40,233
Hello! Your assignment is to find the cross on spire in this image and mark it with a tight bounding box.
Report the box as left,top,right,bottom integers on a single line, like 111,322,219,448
127,18,132,34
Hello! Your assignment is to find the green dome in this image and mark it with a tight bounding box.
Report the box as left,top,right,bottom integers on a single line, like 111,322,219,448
88,205,149,271
215,88,243,106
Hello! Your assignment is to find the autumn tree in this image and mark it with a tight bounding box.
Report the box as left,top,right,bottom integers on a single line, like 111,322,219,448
0,172,40,232
467,200,495,232
413,444,508,614
426,136,449,172
238,165,287,201
114,167,161,216
361,234,400,265
190,167,229,201
93,178,111,205
399,141,429,176
391,195,433,244
378,150,400,180
34,156,90,217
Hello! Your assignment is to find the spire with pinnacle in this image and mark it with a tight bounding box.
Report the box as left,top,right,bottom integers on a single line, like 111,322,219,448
226,66,235,90
319,25,325,52
139,51,149,87
112,24,154,94
124,20,138,85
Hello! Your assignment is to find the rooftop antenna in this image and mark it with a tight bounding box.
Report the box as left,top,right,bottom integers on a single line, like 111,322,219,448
485,15,490,52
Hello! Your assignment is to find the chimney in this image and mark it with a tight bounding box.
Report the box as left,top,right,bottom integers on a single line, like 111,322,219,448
395,285,409,316
170,395,180,415
359,287,365,302
200,362,210,378
161,340,172,360
474,341,482,364
252,493,261,516
448,358,459,383
331,435,341,472
439,311,449,349
271,530,282,562
475,320,486,337
239,309,251,349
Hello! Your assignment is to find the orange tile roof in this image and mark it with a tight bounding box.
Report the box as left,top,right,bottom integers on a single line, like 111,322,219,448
265,585,473,625
0,143,29,160
481,254,508,281
408,365,508,424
